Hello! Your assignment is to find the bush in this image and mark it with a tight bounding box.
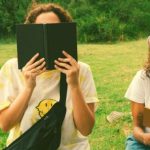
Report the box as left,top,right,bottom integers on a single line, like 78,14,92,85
0,0,150,42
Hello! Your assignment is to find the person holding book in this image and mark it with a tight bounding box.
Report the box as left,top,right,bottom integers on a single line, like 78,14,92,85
125,36,150,150
0,2,99,150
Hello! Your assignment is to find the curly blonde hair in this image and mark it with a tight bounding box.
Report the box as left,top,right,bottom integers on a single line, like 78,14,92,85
144,36,150,78
25,2,72,24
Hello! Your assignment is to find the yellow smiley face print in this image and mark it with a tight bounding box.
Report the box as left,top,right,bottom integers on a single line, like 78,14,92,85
36,99,57,117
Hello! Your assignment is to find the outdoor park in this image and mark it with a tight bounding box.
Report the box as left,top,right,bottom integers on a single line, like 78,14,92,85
0,0,150,150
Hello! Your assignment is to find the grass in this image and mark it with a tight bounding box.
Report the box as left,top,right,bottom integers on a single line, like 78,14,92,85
0,39,148,150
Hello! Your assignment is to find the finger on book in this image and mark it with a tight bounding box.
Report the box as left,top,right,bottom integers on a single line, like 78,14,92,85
54,60,71,70
27,58,45,70
54,65,67,74
26,53,39,66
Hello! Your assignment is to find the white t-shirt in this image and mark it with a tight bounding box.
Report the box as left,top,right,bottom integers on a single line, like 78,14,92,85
125,69,150,133
0,58,99,150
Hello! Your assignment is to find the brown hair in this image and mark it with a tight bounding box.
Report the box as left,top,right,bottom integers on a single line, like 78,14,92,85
144,36,150,78
25,2,72,24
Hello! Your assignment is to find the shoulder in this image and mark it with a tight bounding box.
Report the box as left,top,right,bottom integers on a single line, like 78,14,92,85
2,58,18,67
134,69,149,81
3,58,17,67
125,69,148,103
78,61,94,82
78,61,91,72
128,69,150,89
1,58,18,73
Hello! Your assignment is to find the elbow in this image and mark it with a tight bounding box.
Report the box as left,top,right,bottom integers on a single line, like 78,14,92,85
0,110,13,132
0,122,11,132
79,121,95,136
0,116,12,132
81,128,93,136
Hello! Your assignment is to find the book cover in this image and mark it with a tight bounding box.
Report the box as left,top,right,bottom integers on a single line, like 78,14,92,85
16,22,77,70
143,107,150,127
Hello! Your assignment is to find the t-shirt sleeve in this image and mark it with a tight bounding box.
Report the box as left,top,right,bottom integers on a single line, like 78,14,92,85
0,60,17,111
79,63,99,104
124,71,145,103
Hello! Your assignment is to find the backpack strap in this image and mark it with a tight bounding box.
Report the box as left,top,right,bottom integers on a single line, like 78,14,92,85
59,73,67,106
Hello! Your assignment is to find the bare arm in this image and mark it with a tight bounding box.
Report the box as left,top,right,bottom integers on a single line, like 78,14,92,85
0,54,46,132
132,101,145,142
55,51,95,136
0,88,34,132
71,86,95,136
131,101,150,145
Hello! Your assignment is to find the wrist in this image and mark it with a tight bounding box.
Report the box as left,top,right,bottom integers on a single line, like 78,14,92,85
141,132,146,144
24,86,35,93
69,83,80,91
24,83,36,91
133,126,146,144
142,133,150,145
69,79,80,89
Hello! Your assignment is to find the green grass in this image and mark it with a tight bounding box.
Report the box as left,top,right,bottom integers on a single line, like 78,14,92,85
0,39,148,150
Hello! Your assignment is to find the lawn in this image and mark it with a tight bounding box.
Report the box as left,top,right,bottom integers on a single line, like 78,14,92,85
0,39,148,150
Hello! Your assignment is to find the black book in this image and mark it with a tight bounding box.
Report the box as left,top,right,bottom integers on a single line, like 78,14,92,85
16,22,77,70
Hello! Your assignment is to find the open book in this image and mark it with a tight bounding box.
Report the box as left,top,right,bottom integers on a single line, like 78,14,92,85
143,107,150,127
16,22,77,70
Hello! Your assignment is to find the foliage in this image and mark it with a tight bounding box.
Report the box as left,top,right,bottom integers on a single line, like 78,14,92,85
0,0,150,42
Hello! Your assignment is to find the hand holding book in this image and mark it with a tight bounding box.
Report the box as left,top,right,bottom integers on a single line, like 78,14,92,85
54,50,79,89
16,23,77,70
22,53,46,90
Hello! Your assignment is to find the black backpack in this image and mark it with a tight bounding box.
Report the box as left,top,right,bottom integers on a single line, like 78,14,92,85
3,73,67,150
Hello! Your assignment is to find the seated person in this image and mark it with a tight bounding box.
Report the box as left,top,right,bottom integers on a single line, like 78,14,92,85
125,36,150,150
